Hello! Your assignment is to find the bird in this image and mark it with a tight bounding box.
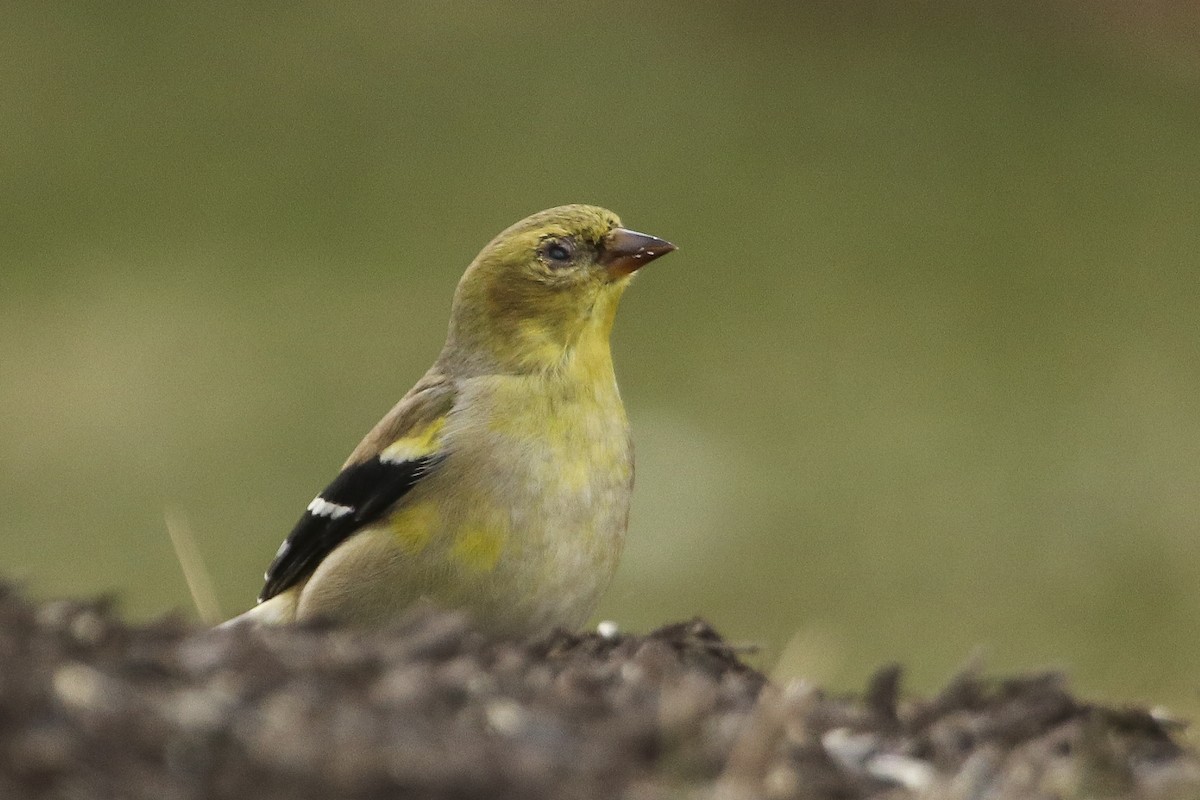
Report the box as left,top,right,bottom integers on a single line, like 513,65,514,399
223,204,676,633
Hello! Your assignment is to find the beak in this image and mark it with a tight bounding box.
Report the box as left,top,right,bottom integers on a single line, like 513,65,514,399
600,227,677,276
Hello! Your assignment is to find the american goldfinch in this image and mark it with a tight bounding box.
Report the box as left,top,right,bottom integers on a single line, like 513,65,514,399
225,205,675,633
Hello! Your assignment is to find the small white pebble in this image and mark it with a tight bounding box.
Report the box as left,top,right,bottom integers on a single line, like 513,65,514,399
53,664,107,712
597,620,619,638
821,727,877,770
780,678,817,704
485,699,526,736
867,753,935,790
1150,705,1186,727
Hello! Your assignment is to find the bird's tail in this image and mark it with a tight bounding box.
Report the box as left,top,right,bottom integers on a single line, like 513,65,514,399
217,591,298,629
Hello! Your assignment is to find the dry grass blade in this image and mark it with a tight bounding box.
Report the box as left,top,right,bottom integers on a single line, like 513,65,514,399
164,508,222,624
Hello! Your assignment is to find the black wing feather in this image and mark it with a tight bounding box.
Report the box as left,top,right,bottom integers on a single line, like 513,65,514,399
259,454,439,602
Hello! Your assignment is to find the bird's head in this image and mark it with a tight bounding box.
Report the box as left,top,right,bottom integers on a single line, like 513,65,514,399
442,204,675,375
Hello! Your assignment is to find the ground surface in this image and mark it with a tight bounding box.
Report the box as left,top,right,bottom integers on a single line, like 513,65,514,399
0,585,1195,800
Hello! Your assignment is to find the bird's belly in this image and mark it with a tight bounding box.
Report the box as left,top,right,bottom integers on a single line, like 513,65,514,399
436,410,633,632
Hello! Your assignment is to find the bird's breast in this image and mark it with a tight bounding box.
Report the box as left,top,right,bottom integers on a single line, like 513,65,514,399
454,371,633,522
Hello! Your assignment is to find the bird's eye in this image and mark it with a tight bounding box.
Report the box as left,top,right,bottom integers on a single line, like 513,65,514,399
541,239,575,266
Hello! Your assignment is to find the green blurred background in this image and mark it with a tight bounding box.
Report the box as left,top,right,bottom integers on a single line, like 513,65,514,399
4,1,1199,714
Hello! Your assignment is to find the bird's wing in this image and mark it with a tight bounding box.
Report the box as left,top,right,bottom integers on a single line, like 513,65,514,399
259,374,457,602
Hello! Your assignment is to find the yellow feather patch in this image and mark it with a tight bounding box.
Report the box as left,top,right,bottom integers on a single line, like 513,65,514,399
561,459,591,492
388,501,439,554
516,319,564,368
451,524,507,573
380,416,447,464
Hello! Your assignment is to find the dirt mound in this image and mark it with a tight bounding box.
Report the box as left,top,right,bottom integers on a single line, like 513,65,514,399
0,585,1194,799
